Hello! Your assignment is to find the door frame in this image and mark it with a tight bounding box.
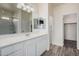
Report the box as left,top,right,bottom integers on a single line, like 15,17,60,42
62,13,77,48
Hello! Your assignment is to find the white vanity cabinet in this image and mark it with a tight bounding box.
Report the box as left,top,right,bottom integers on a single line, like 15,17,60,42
0,45,15,56
25,39,36,56
0,42,26,56
0,34,49,56
36,35,49,56
8,42,26,56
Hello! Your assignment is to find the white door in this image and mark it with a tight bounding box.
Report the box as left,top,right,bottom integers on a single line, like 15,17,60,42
64,23,77,41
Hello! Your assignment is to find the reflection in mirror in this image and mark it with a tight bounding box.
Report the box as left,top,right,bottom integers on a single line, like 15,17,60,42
0,8,16,35
21,10,32,33
34,17,45,29
0,3,32,35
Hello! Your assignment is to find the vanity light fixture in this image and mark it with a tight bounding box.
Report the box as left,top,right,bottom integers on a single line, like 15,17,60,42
26,5,30,9
30,7,34,12
17,3,22,9
27,9,31,13
23,6,26,11
21,3,25,7
17,3,34,12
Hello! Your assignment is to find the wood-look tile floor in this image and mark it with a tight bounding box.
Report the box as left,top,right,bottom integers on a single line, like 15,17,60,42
64,40,77,49
42,45,79,56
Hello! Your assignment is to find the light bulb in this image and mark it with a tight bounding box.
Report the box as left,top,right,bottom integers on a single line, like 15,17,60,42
27,9,31,13
21,3,25,7
26,5,30,9
30,7,34,11
23,7,26,11
17,3,22,9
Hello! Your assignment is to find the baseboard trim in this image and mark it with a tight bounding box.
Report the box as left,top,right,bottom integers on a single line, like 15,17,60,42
52,42,63,47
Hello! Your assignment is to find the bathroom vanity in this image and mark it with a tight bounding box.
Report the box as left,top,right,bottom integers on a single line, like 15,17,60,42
0,32,49,56
0,3,49,56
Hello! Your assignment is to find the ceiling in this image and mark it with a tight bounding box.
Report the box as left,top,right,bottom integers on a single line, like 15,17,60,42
0,3,65,12
51,3,64,6
0,3,36,12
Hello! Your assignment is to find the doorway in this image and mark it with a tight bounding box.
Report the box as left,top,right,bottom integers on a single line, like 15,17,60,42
63,13,77,49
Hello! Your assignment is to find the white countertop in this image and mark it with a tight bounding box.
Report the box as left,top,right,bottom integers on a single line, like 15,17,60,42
0,31,48,48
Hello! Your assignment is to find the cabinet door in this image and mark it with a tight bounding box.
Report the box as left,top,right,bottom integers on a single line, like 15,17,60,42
1,45,15,56
27,43,36,56
25,39,36,56
1,41,26,56
36,35,49,56
13,42,24,51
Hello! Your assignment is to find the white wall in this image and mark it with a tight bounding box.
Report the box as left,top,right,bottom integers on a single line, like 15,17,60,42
32,3,49,33
38,3,48,32
51,4,79,46
77,13,79,49
64,13,77,23
48,4,54,44
32,3,49,48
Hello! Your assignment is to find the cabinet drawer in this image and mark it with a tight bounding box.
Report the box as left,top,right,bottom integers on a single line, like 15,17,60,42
1,42,24,56
8,49,25,56
1,45,14,56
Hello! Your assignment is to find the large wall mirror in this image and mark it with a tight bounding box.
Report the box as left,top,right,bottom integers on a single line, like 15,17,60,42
0,3,33,35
